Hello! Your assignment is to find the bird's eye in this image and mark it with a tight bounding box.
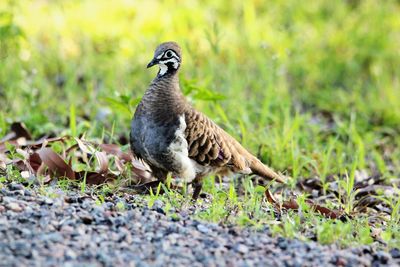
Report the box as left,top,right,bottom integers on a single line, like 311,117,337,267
165,51,173,58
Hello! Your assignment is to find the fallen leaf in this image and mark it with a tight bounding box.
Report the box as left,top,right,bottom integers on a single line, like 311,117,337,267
99,144,131,162
265,189,277,204
95,151,108,174
282,198,299,210
75,138,96,154
38,148,75,179
28,153,42,172
265,190,343,220
0,136,67,153
305,200,342,219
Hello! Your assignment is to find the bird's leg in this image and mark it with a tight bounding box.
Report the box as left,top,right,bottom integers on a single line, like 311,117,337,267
191,180,203,201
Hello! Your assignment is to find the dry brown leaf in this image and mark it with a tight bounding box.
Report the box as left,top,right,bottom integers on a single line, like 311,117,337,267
28,153,42,172
131,158,153,182
0,136,67,153
265,190,343,220
75,138,96,154
11,158,30,172
99,144,131,162
114,157,125,173
282,198,300,210
38,148,75,179
265,189,278,204
305,200,342,219
94,151,108,174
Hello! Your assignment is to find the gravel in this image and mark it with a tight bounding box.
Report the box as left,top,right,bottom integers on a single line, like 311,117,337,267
0,182,398,267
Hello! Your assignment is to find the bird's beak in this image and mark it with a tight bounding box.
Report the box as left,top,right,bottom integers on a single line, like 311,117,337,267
147,58,158,68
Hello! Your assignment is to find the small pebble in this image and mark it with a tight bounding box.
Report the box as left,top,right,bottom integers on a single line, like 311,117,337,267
6,202,23,212
79,213,93,224
234,244,249,254
197,224,209,234
390,248,400,259
64,249,77,260
8,183,24,191
374,251,391,264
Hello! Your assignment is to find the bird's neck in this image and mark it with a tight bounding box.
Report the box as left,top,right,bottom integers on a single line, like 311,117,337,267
142,72,187,116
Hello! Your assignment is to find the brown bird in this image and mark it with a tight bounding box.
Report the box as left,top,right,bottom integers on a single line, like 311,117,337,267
130,42,285,199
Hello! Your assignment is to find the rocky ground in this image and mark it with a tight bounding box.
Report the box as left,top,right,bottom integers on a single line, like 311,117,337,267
0,182,399,267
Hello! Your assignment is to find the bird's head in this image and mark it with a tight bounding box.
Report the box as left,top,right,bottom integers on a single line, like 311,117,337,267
147,42,182,77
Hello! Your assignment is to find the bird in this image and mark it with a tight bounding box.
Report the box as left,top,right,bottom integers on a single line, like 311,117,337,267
130,41,285,199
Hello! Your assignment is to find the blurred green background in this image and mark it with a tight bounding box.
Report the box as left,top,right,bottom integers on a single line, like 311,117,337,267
1,0,399,180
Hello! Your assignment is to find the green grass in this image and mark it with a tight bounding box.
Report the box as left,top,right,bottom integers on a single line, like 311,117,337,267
1,0,400,250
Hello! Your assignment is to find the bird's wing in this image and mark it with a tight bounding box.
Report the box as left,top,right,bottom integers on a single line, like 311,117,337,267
184,109,285,183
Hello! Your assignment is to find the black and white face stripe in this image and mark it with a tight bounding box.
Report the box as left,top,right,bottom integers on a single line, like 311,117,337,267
157,49,181,76
157,49,180,61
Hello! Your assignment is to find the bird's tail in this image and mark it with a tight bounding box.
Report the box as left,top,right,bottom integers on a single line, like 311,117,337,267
250,158,286,183
222,130,286,183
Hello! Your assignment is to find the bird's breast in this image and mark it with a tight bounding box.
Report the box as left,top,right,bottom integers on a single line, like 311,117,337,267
131,111,197,180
